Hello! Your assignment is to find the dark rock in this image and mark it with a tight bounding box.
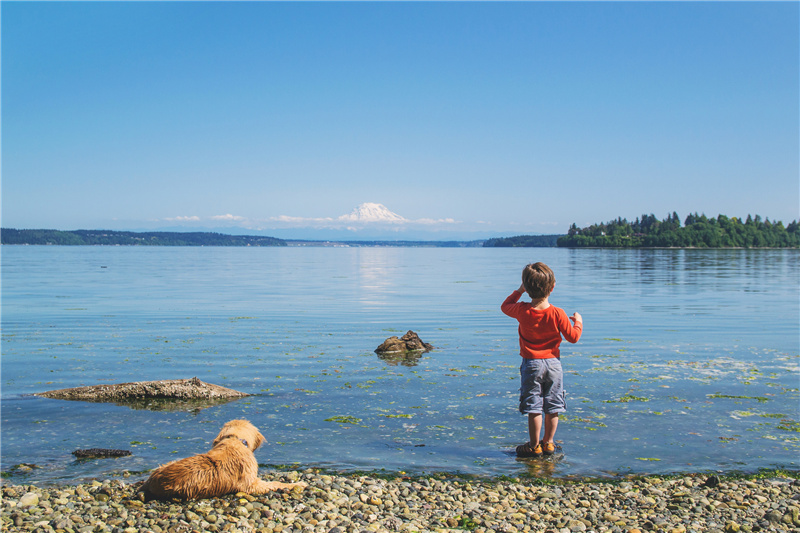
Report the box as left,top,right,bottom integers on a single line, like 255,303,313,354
72,448,132,459
375,331,433,355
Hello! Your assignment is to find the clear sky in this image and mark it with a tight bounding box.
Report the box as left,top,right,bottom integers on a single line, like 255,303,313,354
2,1,798,238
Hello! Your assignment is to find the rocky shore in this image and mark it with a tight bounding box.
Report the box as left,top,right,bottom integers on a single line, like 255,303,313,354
3,471,799,533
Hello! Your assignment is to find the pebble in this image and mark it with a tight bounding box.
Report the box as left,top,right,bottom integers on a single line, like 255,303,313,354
2,472,799,532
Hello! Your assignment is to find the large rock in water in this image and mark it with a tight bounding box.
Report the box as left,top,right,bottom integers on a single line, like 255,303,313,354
36,377,248,412
375,331,433,355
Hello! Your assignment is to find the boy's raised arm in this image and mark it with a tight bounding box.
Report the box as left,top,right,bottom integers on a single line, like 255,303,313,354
501,287,525,317
562,311,583,343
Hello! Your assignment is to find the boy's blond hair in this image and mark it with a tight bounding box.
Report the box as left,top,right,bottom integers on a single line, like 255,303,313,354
522,262,555,300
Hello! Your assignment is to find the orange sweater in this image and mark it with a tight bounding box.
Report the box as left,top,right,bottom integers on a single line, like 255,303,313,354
501,290,582,359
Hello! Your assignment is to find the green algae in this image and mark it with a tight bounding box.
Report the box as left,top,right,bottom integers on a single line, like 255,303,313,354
708,393,769,403
325,415,362,424
604,394,650,403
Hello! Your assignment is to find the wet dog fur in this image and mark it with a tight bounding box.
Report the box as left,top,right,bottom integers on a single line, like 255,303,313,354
140,419,305,500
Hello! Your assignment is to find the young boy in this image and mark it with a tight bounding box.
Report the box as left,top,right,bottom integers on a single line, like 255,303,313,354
501,262,583,458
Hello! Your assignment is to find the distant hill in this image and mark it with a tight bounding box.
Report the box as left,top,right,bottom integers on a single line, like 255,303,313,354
287,240,484,247
483,234,563,247
1,229,287,246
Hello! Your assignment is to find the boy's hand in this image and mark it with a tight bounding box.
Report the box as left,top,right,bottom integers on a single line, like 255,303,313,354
571,312,583,326
518,283,526,293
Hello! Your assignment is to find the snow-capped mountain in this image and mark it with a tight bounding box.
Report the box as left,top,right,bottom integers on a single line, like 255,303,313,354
147,202,495,240
338,203,407,223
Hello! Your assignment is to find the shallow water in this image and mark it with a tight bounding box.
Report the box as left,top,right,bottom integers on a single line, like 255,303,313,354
2,246,798,484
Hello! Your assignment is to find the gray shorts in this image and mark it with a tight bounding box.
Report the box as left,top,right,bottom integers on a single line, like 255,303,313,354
519,358,566,415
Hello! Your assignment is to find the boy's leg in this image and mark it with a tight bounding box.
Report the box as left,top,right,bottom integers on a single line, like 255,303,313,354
518,359,545,457
541,358,565,454
543,413,559,444
515,412,543,457
528,413,542,445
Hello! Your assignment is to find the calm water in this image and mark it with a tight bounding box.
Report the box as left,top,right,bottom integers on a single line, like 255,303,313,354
2,246,798,484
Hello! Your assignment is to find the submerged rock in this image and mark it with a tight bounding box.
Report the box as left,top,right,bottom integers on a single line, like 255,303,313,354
375,331,433,355
72,449,132,459
37,377,248,412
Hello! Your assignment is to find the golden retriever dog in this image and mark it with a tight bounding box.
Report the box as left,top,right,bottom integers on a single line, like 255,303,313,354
140,419,306,500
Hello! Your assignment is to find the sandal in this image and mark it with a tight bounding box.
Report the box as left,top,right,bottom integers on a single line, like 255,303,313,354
516,441,542,458
542,441,556,456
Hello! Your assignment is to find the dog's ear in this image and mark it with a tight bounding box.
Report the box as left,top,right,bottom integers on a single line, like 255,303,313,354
252,430,265,451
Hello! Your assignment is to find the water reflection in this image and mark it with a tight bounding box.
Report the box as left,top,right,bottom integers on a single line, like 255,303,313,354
103,397,242,413
354,248,399,308
568,248,798,292
376,351,425,367
515,453,562,477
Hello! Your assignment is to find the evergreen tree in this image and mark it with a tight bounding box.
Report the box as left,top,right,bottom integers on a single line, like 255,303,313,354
557,213,799,248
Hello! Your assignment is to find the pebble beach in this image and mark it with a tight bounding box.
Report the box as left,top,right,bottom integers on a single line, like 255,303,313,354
3,471,799,533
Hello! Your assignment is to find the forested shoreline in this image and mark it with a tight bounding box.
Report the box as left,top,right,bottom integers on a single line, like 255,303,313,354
482,234,563,247
557,213,799,248
0,229,287,246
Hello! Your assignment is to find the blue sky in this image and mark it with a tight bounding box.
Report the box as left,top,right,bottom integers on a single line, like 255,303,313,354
2,2,798,239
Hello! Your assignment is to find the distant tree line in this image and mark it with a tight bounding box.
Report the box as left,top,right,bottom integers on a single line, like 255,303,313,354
1,229,287,247
556,213,799,248
336,240,484,248
483,234,563,247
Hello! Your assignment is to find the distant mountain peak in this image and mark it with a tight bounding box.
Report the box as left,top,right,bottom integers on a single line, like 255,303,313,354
339,203,407,223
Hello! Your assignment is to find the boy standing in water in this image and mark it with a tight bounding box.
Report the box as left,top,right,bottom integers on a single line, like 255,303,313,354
501,262,583,458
